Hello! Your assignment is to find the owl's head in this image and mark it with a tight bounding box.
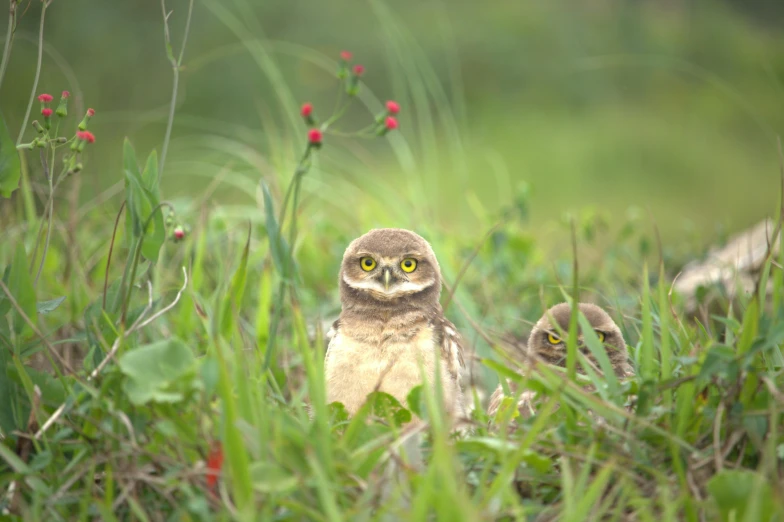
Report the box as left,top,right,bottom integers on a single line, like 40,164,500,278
528,302,631,377
339,228,442,305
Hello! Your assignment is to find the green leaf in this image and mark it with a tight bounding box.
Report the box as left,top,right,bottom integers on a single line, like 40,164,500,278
578,312,620,397
6,364,68,406
707,470,774,521
8,243,36,336
697,345,738,386
406,384,424,418
118,338,195,405
123,139,165,262
0,265,11,318
0,109,21,198
260,180,290,277
141,150,159,192
219,224,251,338
0,441,31,473
36,296,65,315
365,391,412,427
123,138,143,238
0,349,19,436
250,462,298,493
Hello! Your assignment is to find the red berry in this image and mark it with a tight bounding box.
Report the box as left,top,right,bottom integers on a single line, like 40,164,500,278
37,93,53,103
385,116,398,130
353,64,365,76
386,101,400,114
340,50,352,61
308,128,323,144
77,130,95,143
41,108,53,117
301,102,313,117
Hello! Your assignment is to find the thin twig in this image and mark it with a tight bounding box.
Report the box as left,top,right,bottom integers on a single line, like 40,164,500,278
15,0,50,145
0,1,17,94
98,267,187,378
158,0,195,177
34,267,189,440
133,266,188,330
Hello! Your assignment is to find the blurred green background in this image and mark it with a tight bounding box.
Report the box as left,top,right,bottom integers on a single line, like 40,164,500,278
3,0,784,246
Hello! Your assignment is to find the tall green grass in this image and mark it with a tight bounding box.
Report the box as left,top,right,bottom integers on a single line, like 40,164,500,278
1,1,784,520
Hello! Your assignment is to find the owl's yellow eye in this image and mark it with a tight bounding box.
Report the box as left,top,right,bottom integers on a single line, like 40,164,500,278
360,257,376,271
596,331,606,342
400,258,417,273
547,333,562,345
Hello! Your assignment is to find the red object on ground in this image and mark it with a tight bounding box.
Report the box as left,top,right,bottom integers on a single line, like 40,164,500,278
206,441,224,490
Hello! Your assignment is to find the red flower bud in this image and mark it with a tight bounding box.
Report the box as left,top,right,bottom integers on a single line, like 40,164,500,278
77,130,96,143
79,109,95,131
37,93,53,103
385,116,399,130
174,227,185,240
308,128,323,145
41,108,53,117
340,50,352,61
301,103,313,117
61,90,70,99
386,101,400,115
206,441,224,491
353,64,365,76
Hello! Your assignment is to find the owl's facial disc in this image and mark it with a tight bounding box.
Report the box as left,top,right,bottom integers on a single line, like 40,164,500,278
344,255,435,299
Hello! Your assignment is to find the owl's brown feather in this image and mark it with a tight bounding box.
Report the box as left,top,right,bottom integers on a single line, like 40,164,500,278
325,229,466,424
486,302,634,420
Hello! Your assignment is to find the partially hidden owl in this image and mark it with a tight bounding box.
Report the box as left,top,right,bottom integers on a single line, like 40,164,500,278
325,228,466,425
486,302,633,419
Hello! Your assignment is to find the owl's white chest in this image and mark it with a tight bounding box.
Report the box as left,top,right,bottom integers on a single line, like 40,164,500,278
325,327,457,416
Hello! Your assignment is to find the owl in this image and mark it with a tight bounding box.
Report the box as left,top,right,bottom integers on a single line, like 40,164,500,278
486,302,633,419
325,228,466,424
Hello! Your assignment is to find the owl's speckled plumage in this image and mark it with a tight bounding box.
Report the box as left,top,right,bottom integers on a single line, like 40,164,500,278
325,228,466,423
487,302,633,419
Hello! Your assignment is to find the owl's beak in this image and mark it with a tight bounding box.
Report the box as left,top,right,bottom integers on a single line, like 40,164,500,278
382,267,392,291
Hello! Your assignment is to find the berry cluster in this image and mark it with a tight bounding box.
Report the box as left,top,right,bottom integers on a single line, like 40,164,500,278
18,91,96,175
299,50,401,149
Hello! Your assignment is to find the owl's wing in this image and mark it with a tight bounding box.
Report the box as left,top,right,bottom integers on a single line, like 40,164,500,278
486,380,537,420
325,318,340,366
432,315,465,381
326,318,340,344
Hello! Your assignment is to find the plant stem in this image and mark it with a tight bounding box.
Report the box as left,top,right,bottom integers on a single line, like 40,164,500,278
263,150,312,369
16,0,49,145
159,0,195,178
29,162,67,275
33,151,53,286
119,202,174,324
103,201,127,310
277,148,311,226
320,100,351,130
0,0,17,94
120,236,145,326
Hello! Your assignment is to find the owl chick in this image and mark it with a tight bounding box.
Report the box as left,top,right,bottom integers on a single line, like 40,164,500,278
325,228,466,424
486,302,633,419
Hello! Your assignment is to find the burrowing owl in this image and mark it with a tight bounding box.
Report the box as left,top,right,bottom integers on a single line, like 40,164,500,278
325,228,466,423
487,302,633,419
